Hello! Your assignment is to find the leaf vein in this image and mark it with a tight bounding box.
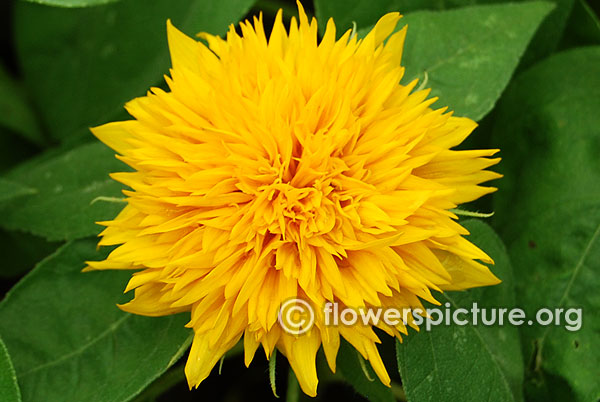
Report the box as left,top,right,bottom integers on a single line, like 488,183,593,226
19,314,131,377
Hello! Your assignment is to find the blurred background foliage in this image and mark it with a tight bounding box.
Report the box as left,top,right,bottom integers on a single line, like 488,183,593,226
0,0,598,401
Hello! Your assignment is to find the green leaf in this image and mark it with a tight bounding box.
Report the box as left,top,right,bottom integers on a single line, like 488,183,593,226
0,129,41,174
316,0,569,72
560,0,600,48
0,178,35,204
492,47,600,402
0,142,126,241
0,337,21,402
20,0,120,7
397,220,524,402
0,239,192,402
393,2,554,121
0,230,61,278
0,65,43,145
316,0,556,33
336,339,395,402
519,0,574,67
315,0,433,32
14,0,255,143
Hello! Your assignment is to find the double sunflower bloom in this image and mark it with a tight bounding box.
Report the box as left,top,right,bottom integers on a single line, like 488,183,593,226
87,2,501,396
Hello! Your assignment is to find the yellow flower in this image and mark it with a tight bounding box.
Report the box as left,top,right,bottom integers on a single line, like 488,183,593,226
88,2,501,396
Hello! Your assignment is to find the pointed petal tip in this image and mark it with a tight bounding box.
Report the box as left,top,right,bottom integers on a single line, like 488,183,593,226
81,264,95,273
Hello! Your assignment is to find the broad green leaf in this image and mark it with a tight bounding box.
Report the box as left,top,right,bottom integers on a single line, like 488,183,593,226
0,65,43,145
397,220,524,402
14,0,255,143
520,0,574,67
560,0,600,48
0,230,61,278
0,142,126,241
0,129,41,173
492,47,600,402
353,3,553,122
315,0,439,31
399,3,553,121
0,178,35,204
21,0,120,7
0,337,21,402
315,0,558,32
336,339,395,402
0,239,192,402
315,0,570,69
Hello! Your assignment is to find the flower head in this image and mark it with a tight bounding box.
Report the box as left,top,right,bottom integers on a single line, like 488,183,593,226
88,2,500,396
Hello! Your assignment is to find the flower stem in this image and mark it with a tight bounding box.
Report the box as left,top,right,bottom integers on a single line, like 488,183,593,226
286,367,301,402
391,381,407,402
